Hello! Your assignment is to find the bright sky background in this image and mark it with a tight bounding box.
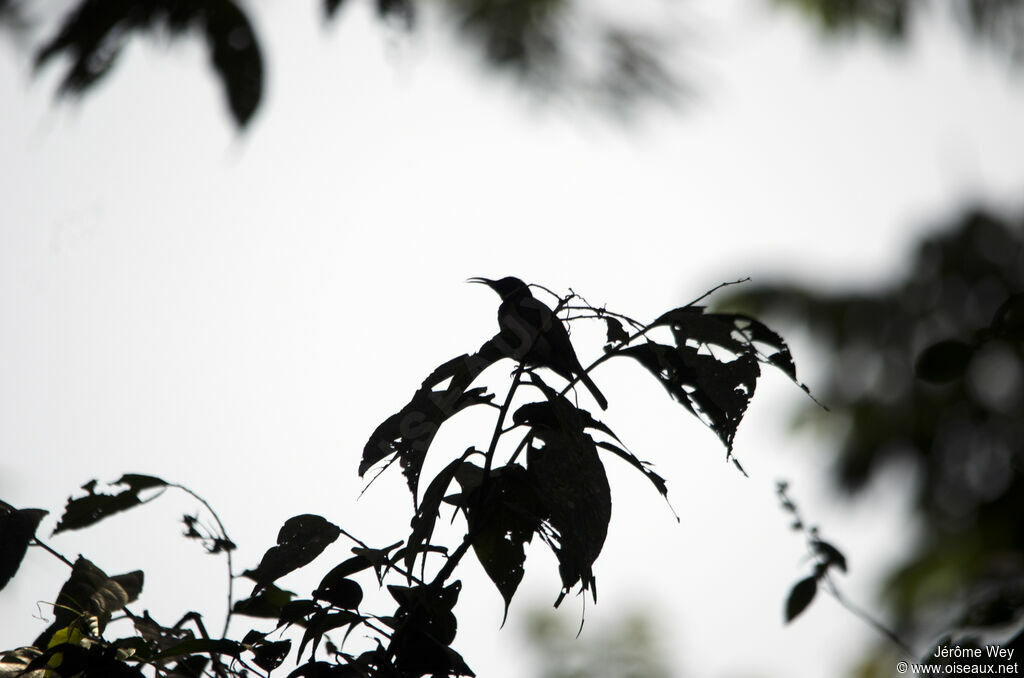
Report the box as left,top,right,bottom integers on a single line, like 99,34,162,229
3,1,1024,677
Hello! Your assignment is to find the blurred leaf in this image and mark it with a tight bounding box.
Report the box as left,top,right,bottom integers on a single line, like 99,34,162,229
323,0,347,19
34,0,263,127
246,515,341,591
0,501,48,592
992,293,1024,341
915,340,974,383
813,539,848,573
785,576,817,623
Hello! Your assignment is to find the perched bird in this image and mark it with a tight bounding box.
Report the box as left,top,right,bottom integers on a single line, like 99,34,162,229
468,276,608,410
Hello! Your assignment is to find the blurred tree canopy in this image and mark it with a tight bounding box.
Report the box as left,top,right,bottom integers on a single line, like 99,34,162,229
775,0,1024,60
0,0,681,128
4,0,1024,130
522,606,674,678
726,209,1024,647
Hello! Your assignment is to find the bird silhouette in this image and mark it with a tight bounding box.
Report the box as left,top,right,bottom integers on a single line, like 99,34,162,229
469,276,608,410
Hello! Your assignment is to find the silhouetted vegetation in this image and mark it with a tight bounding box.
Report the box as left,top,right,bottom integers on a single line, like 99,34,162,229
726,210,1024,662
3,0,681,128
0,279,809,677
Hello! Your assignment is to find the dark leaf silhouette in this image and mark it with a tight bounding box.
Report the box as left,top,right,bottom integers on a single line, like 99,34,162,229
385,582,473,676
361,340,501,505
518,382,612,605
407,449,478,575
785,576,818,623
34,0,263,127
150,638,243,662
246,515,341,591
594,440,669,499
323,0,348,19
233,583,295,620
35,557,144,648
915,339,974,383
454,463,543,621
24,643,146,677
619,341,758,453
312,572,363,610
54,474,166,534
0,501,47,592
298,610,361,662
992,293,1024,340
813,539,848,574
251,638,291,672
604,317,630,347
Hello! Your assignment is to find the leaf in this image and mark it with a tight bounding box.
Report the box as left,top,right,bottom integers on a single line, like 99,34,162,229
34,1,263,128
349,541,403,585
386,583,473,676
813,539,848,573
992,293,1024,340
361,339,501,504
406,449,478,575
298,610,362,662
323,0,348,18
594,441,669,500
246,515,341,591
53,474,167,534
204,0,263,127
915,339,974,383
518,383,612,606
604,317,629,347
0,502,48,592
151,638,243,662
24,642,145,677
34,557,144,648
251,639,291,672
233,583,295,619
455,464,543,622
785,576,818,623
312,573,362,610
619,342,759,453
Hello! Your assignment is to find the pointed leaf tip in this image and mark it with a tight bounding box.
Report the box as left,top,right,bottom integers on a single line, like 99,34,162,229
785,576,817,623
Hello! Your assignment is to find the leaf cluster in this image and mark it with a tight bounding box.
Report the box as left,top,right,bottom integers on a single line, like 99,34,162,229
0,278,808,677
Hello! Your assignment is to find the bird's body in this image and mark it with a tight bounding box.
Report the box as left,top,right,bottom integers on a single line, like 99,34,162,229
470,276,608,410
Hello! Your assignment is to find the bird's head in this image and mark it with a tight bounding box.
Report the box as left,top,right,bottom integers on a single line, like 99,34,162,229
467,276,531,300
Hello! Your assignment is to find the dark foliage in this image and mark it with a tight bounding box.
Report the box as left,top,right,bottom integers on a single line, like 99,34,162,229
776,0,1024,61
0,278,807,677
19,0,680,128
727,209,1024,644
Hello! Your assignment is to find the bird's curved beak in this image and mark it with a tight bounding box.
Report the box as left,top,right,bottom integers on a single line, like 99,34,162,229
466,277,491,286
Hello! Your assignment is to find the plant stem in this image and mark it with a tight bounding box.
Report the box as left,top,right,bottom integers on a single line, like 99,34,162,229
32,538,74,567
170,483,235,638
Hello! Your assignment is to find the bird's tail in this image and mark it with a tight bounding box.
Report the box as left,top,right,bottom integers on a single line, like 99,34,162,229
578,370,608,410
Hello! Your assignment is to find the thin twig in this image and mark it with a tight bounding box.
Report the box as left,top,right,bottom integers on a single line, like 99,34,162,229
685,277,751,307
169,484,235,639
31,538,74,567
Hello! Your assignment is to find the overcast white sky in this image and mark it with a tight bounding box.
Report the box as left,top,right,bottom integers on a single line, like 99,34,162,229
2,1,1024,677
